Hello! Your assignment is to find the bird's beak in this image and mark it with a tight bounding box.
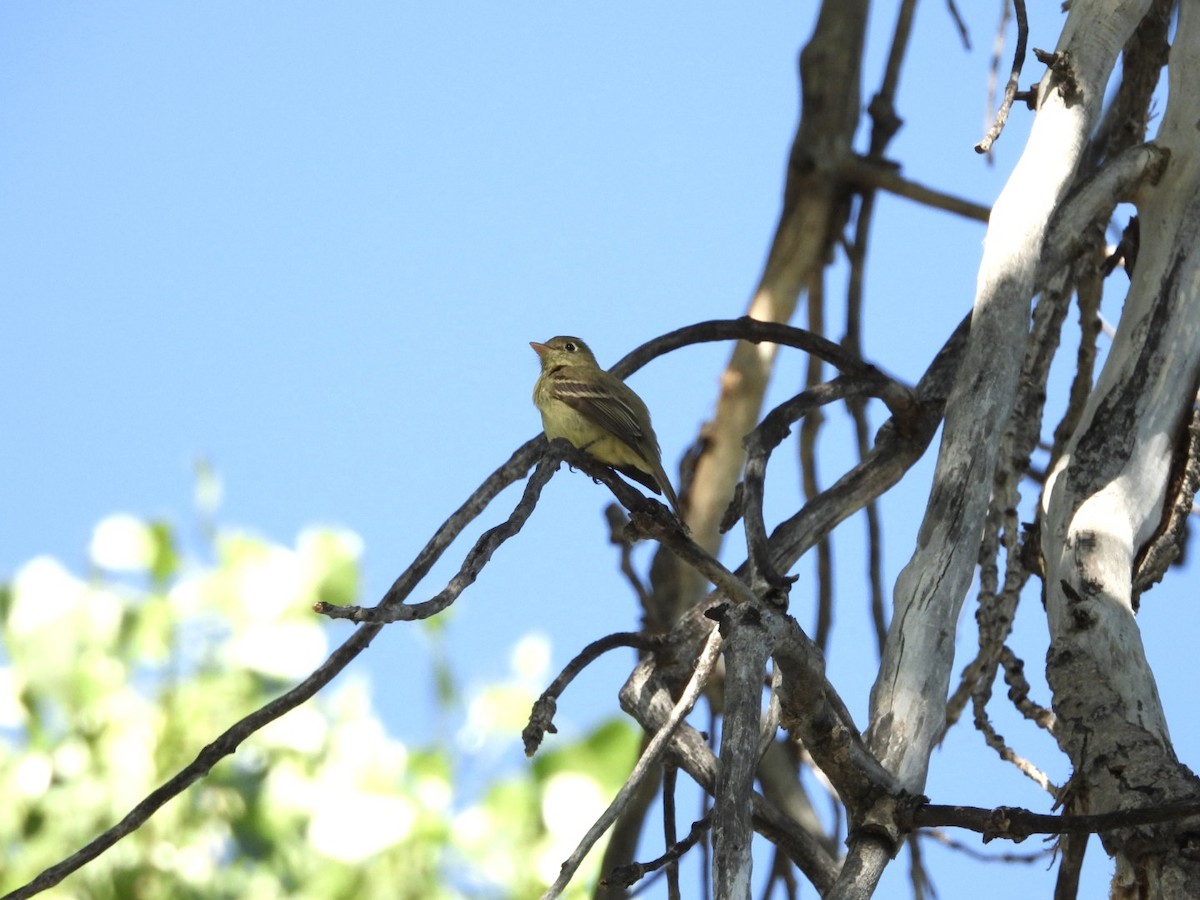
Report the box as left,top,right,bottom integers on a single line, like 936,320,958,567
530,341,548,357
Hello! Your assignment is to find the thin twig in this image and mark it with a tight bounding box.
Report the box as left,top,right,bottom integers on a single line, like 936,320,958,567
980,0,1012,161
758,847,800,900
840,155,990,222
317,446,558,623
800,274,834,651
971,676,1058,797
604,504,652,613
603,812,714,891
918,828,1052,864
945,0,971,50
976,0,1029,154
663,764,681,900
843,122,890,660
908,832,934,900
662,763,681,897
998,646,1056,734
595,733,662,900
947,262,1072,739
864,0,919,159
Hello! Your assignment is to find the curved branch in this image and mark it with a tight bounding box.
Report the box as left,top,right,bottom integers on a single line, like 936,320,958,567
602,812,713,891
523,631,665,757
742,377,874,592
976,0,1029,154
613,317,914,413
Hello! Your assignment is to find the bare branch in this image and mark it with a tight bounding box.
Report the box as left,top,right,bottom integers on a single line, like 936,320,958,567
976,0,1029,154
614,318,916,421
970,668,1058,796
602,813,714,891
918,828,1052,864
866,0,919,156
800,275,835,653
523,631,665,757
909,797,1200,841
948,255,1076,742
840,155,991,222
541,625,724,899
317,445,557,623
856,5,1156,892
944,0,971,51
1037,143,1170,286
1040,6,1200,891
604,504,652,613
742,378,872,594
663,764,682,900
870,0,1152,792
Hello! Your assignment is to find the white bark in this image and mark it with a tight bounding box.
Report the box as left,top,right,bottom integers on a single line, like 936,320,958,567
1040,2,1200,893
865,0,1152,794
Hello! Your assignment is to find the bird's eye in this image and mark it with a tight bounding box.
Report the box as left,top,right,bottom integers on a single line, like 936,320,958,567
564,342,577,352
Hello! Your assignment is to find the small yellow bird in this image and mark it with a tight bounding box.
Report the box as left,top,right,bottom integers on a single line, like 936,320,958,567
531,336,682,516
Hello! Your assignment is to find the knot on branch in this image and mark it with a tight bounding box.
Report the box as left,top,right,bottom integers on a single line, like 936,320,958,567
1033,47,1080,106
858,790,920,855
983,806,1027,843
751,572,797,609
522,695,558,757
894,792,931,832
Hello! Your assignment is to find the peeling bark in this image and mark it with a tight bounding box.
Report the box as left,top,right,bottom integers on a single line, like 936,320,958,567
868,0,1153,789
1041,4,1200,894
852,1,1155,894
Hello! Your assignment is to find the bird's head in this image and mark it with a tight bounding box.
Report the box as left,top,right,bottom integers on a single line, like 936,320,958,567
530,336,599,370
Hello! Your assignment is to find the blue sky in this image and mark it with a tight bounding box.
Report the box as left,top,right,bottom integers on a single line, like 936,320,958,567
3,3,1195,897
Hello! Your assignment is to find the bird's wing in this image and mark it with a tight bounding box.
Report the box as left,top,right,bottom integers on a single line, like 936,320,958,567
550,368,654,452
551,366,680,513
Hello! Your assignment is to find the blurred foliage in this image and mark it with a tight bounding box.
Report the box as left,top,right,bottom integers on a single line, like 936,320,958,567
0,513,639,898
